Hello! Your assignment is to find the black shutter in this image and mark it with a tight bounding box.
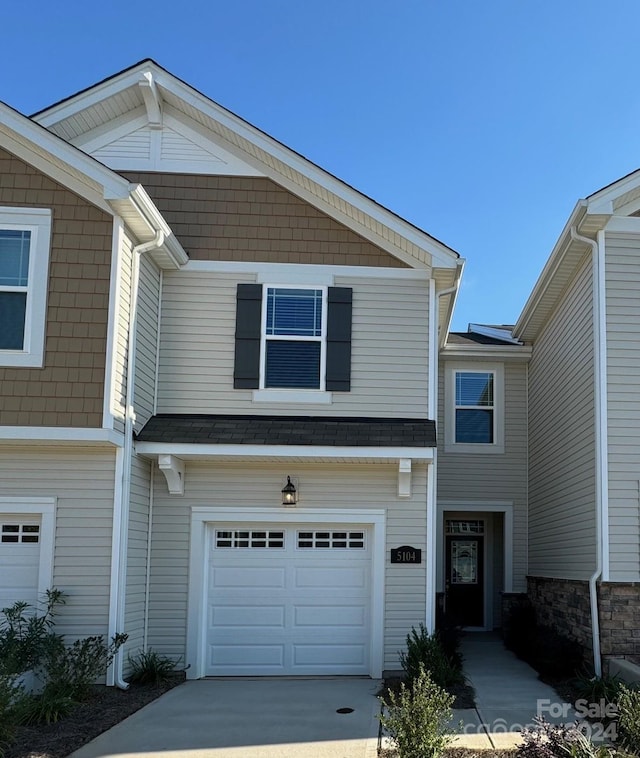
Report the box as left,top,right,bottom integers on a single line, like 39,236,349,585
325,287,352,391
234,283,262,389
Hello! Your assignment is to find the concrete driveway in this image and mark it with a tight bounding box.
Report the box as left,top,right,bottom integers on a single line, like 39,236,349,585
70,678,382,758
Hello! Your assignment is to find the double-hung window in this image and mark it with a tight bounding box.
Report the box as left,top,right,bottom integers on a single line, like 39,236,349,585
0,208,51,368
444,363,504,453
262,287,326,389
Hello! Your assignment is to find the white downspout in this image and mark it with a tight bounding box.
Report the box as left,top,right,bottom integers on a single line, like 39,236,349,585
570,226,607,677
111,230,165,689
425,263,464,632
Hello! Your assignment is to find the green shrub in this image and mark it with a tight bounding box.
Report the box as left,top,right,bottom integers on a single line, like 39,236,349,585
17,683,76,726
0,674,26,756
399,623,463,688
0,589,65,676
379,664,454,758
517,717,614,758
618,684,640,755
571,669,624,709
128,649,180,686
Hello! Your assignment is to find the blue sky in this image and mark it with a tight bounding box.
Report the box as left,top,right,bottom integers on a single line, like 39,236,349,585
3,1,640,330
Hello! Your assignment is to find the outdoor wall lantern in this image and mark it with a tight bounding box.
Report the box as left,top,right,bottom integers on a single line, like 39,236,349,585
281,476,297,506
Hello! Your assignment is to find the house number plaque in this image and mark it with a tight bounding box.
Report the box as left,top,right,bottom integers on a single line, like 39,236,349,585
390,546,422,564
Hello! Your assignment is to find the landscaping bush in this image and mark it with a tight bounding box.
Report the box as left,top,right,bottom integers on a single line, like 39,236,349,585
0,674,26,757
571,668,625,709
379,664,454,758
617,684,640,755
128,649,180,686
400,623,463,689
516,717,614,758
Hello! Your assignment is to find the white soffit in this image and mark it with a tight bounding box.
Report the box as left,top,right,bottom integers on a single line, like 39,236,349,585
34,61,460,271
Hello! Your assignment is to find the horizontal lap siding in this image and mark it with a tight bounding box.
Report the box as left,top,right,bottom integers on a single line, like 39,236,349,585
112,234,133,434
133,255,161,432
528,256,596,579
147,462,427,671
0,448,115,636
605,233,640,581
437,362,528,592
157,272,429,417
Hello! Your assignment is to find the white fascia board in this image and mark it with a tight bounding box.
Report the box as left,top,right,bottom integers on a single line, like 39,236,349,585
587,168,640,209
183,260,430,280
0,103,129,204
126,184,188,266
0,427,124,446
135,442,434,460
441,345,532,361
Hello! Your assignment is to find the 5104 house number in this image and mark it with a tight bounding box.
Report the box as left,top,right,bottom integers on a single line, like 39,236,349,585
390,546,422,564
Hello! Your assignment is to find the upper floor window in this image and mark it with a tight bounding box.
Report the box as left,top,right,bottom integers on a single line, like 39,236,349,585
0,208,51,368
263,287,325,389
233,282,352,401
444,363,504,454
455,371,494,443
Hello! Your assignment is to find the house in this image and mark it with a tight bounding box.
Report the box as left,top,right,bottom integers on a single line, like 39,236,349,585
0,60,462,683
1,60,638,684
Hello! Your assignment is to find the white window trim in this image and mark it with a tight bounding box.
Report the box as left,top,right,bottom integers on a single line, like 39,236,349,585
0,207,51,368
444,363,504,454
257,284,330,400
186,507,385,680
0,497,56,600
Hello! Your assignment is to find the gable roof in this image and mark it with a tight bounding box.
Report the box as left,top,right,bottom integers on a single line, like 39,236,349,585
0,98,187,269
33,59,460,272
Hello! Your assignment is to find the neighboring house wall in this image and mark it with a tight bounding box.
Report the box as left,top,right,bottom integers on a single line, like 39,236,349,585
437,360,529,594
0,446,115,637
0,148,112,427
147,461,428,671
604,231,640,582
156,270,430,417
527,255,597,579
123,173,407,267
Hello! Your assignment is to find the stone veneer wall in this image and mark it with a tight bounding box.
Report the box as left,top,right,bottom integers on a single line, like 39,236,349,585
526,576,640,664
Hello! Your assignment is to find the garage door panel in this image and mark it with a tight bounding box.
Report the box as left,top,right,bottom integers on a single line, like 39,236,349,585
205,523,372,676
211,604,286,628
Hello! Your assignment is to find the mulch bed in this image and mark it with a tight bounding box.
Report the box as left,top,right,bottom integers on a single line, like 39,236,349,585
379,675,476,709
4,674,184,758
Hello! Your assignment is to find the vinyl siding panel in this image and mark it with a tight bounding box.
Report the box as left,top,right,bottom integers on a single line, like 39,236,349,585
157,271,429,417
0,448,115,637
133,255,161,432
437,361,528,593
147,462,428,671
124,454,152,658
528,256,596,579
605,232,640,581
112,233,133,434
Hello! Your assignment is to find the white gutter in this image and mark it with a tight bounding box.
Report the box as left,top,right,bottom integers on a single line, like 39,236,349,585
425,263,464,632
570,226,608,677
110,230,165,689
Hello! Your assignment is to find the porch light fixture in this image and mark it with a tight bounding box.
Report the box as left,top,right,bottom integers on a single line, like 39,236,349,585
281,476,297,506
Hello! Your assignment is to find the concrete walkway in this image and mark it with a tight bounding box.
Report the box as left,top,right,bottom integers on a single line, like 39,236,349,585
453,632,574,749
70,677,381,758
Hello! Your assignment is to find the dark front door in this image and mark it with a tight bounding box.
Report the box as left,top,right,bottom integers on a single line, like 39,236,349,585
445,535,484,627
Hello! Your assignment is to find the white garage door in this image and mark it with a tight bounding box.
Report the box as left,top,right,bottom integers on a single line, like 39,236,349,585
0,516,41,613
206,523,372,676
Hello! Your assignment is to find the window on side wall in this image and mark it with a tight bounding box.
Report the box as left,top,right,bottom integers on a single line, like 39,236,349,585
0,208,51,368
445,364,504,453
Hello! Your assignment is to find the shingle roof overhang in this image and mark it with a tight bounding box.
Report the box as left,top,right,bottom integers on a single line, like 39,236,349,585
135,414,436,461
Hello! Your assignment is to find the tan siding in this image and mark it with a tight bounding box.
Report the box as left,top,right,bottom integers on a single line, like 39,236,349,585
125,455,152,657
0,148,112,427
605,233,640,581
527,256,596,579
437,362,529,593
123,173,407,268
0,447,115,636
133,255,161,432
147,462,427,671
157,272,429,417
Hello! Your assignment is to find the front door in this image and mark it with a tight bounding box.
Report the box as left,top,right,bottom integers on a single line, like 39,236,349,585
445,535,484,627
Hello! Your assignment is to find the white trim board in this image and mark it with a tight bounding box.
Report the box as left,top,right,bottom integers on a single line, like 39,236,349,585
135,443,434,460
183,260,431,281
0,497,56,603
0,427,123,446
186,507,386,679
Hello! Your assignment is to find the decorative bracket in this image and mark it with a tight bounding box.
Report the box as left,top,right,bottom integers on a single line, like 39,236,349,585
139,72,163,130
398,458,412,498
158,454,185,495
